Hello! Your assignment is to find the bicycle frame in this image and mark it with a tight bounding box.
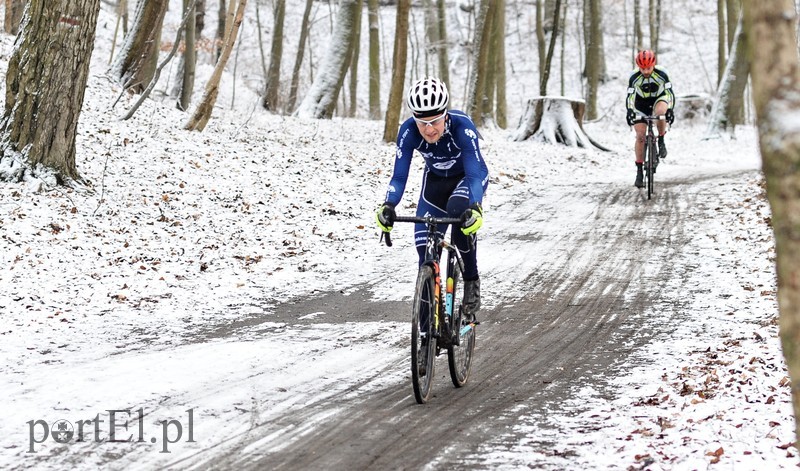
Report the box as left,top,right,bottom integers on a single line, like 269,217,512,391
385,215,466,343
635,113,665,200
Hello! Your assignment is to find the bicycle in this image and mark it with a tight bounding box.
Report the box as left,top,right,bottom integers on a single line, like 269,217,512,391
382,215,477,404
637,113,666,200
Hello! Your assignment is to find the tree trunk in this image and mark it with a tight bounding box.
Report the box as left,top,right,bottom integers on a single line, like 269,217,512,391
648,0,659,52
633,0,643,53
263,0,285,112
705,11,749,138
195,0,205,36
423,0,437,76
0,0,101,185
493,0,507,129
726,0,740,50
110,0,168,94
185,0,247,131
435,0,450,87
172,0,204,108
367,0,380,120
465,0,492,122
585,0,601,119
717,0,726,85
215,0,226,61
539,0,562,96
347,0,363,118
536,0,545,89
741,0,800,445
4,0,25,35
179,0,197,111
381,0,410,143
294,0,360,119
725,0,744,125
287,0,313,113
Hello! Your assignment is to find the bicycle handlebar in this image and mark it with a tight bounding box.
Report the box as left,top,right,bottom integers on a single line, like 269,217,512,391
393,215,464,225
634,113,666,122
382,215,465,247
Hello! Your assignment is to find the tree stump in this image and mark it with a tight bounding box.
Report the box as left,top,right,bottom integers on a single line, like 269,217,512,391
675,93,713,121
512,97,609,151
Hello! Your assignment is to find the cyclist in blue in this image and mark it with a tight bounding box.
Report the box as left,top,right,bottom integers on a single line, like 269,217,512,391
376,76,490,318
626,49,675,188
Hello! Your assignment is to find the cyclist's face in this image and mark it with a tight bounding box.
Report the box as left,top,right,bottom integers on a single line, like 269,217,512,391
414,112,447,143
640,65,654,77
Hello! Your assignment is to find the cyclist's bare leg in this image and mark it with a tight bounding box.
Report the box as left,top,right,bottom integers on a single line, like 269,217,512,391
633,123,647,164
654,101,669,159
654,101,669,136
633,122,646,188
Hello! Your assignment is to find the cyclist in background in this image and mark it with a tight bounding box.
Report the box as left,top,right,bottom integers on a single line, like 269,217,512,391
376,76,490,318
626,49,675,188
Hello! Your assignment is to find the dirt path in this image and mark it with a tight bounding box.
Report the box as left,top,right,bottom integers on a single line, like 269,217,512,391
184,171,755,470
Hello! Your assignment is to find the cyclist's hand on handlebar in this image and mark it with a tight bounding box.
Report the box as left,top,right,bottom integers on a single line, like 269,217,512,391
376,203,396,233
461,203,483,236
626,109,636,126
665,109,674,125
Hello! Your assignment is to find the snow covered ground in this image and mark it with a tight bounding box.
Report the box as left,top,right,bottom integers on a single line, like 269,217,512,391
0,1,795,469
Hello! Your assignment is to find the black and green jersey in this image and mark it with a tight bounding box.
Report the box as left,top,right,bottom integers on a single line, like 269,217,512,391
626,66,675,113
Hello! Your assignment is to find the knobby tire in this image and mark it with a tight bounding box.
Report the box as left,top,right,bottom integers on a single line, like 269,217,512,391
411,265,436,404
446,256,475,387
646,136,655,200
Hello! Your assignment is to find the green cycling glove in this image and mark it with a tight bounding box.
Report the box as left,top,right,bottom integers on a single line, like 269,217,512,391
461,203,483,236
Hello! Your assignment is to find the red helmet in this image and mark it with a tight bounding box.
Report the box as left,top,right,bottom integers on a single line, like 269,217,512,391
635,50,656,69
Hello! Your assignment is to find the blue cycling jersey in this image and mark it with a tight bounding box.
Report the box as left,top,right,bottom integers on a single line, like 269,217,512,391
384,110,490,207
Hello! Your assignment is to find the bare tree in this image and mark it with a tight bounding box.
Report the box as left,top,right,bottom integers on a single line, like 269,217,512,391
185,0,248,131
585,0,601,119
172,0,205,108
179,0,197,111
263,0,286,112
295,0,360,119
465,0,493,122
725,0,744,125
216,0,226,61
536,0,546,88
539,0,562,96
705,11,749,137
435,0,450,87
346,0,363,118
287,0,314,113
367,0,381,119
493,0,507,128
648,0,661,52
633,0,643,52
741,0,800,445
382,0,410,143
110,0,168,94
0,0,101,184
717,0,726,84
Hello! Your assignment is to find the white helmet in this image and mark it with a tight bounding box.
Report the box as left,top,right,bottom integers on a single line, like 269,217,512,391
406,77,449,117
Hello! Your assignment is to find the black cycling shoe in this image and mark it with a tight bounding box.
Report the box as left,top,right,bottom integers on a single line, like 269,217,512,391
635,167,644,188
658,136,667,160
463,279,481,318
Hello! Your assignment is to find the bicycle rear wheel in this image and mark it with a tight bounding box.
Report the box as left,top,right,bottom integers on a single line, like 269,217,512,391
411,265,437,404
646,136,655,200
446,254,475,387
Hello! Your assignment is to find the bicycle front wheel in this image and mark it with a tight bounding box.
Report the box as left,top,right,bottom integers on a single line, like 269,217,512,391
646,136,655,200
411,265,437,404
447,259,475,387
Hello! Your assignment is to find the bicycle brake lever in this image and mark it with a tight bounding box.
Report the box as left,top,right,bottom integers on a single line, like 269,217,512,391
381,231,393,247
